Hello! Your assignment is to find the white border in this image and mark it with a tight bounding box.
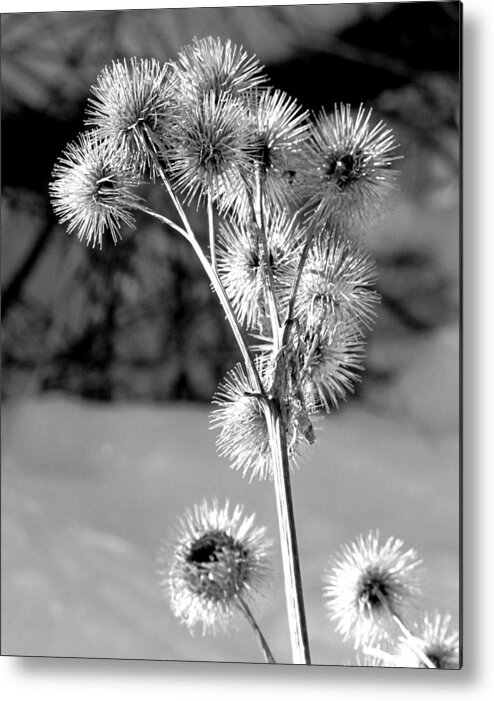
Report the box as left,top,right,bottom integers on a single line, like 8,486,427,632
2,0,493,698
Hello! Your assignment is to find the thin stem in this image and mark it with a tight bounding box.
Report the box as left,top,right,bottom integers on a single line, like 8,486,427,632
237,595,276,664
392,614,436,669
143,170,264,395
265,404,311,664
146,160,308,662
185,231,264,395
207,188,216,271
251,172,310,664
281,223,317,348
134,203,188,238
253,172,282,349
155,164,196,241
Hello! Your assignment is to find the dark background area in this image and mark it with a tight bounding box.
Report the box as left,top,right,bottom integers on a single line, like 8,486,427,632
1,2,460,402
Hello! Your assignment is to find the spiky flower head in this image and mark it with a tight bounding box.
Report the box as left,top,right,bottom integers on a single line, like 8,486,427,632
172,36,267,101
295,230,380,334
86,57,172,178
217,89,309,218
210,362,314,481
395,612,460,669
323,531,422,649
217,209,303,331
50,131,141,248
163,499,272,635
300,320,367,412
167,91,254,205
300,104,400,231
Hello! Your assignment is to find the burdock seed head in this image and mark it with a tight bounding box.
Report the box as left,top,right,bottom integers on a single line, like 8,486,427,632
172,36,267,102
395,611,460,669
217,209,303,332
300,103,400,232
86,57,173,179
162,499,272,635
323,531,422,649
295,228,380,335
50,131,141,248
167,90,255,206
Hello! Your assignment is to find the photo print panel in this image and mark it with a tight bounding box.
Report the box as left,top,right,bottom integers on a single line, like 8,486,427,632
1,1,461,667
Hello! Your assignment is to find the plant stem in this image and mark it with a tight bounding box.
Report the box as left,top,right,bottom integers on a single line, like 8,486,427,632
251,174,310,664
186,233,264,395
237,595,276,664
207,189,216,271
139,200,263,395
145,164,309,662
281,223,317,347
392,614,436,669
135,203,188,238
265,403,311,665
253,172,282,349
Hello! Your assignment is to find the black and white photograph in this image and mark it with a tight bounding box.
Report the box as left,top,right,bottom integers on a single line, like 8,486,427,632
1,0,461,673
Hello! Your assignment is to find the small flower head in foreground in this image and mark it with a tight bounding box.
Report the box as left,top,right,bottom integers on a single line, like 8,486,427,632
173,35,267,101
211,362,312,481
395,612,460,669
217,209,303,331
168,91,254,205
163,500,272,634
323,531,422,648
50,132,141,248
86,57,172,178
300,104,400,231
295,230,380,334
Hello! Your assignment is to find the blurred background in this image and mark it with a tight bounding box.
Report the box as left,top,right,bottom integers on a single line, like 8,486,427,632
1,2,460,665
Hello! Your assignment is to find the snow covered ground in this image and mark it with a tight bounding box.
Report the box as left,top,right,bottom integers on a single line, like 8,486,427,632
1,326,459,665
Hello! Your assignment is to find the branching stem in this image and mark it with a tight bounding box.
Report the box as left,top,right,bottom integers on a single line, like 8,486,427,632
139,200,264,395
252,173,311,665
392,613,436,669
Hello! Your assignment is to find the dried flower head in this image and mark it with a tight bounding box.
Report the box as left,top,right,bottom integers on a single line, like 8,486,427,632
173,36,267,101
210,362,312,481
323,531,422,649
300,321,367,411
300,104,400,230
50,131,141,248
217,209,303,331
163,499,272,634
86,57,172,178
295,230,380,334
168,91,254,205
395,612,460,669
217,89,309,217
